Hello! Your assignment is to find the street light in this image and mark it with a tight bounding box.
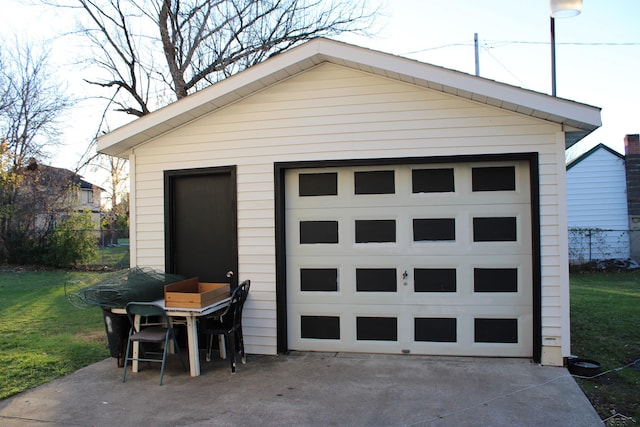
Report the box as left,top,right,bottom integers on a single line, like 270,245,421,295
550,0,582,96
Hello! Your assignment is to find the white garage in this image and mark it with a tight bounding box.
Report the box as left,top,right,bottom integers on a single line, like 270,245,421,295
285,159,533,357
97,38,602,366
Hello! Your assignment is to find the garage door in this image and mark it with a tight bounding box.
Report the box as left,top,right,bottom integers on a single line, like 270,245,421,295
285,160,533,357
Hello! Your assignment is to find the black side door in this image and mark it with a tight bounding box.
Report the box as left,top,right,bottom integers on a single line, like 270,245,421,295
165,166,238,286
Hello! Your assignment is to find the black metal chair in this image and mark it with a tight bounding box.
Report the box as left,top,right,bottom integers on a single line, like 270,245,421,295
122,302,187,385
201,280,250,373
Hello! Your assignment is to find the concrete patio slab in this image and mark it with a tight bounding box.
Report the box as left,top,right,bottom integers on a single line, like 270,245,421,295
0,352,602,426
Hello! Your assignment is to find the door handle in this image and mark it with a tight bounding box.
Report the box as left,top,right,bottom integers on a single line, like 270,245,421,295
226,271,234,278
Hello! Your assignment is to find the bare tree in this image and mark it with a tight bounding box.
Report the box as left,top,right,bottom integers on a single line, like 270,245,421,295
31,0,377,257
0,53,13,115
51,0,379,118
155,0,378,98
0,42,71,170
0,41,73,260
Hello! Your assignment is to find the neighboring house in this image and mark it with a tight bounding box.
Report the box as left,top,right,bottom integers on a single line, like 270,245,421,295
97,38,601,366
76,177,104,230
566,144,629,263
21,159,103,231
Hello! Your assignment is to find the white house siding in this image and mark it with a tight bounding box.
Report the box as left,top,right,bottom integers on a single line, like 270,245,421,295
129,63,567,364
566,147,629,263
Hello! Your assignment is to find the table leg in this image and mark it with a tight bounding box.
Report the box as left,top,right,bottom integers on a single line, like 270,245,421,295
185,316,200,377
132,315,140,372
219,335,226,359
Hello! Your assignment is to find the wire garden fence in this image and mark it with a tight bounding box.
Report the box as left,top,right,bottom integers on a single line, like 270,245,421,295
568,227,639,268
80,228,130,270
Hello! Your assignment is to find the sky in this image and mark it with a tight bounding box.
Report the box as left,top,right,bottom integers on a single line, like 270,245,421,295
1,0,639,185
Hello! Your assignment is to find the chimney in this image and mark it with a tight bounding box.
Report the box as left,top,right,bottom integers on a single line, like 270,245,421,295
625,134,640,155
625,134,640,260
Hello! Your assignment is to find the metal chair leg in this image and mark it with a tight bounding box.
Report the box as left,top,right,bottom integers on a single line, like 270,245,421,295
206,333,214,362
122,338,132,382
159,337,168,385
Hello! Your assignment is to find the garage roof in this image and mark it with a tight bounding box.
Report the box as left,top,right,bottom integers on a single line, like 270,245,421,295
97,38,602,158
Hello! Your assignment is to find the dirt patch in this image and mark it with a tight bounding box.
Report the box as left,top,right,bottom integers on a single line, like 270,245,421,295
0,263,120,273
0,264,61,272
75,330,107,344
578,374,639,426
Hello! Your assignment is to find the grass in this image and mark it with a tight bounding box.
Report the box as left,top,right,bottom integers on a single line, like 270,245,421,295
570,272,640,426
0,270,110,400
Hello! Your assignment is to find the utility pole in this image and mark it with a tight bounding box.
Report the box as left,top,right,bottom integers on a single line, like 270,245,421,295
474,33,480,76
551,18,557,96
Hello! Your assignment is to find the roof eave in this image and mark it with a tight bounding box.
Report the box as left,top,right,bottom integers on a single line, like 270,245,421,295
97,38,602,157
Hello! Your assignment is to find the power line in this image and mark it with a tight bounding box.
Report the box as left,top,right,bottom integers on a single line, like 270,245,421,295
402,40,640,56
480,47,528,87
494,40,640,47
400,43,474,56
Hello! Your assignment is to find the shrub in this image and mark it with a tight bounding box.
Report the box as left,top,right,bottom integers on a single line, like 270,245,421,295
44,211,98,268
4,229,45,264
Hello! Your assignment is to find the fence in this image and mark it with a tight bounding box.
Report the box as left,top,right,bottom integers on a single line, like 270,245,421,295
568,227,639,265
78,228,130,270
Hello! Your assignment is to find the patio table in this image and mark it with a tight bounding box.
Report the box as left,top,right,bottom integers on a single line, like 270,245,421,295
112,297,231,377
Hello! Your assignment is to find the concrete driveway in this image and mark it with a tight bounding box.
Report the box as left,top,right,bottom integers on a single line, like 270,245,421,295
0,352,602,426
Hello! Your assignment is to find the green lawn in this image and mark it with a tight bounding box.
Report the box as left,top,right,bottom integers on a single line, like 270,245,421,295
0,270,110,399
570,272,640,425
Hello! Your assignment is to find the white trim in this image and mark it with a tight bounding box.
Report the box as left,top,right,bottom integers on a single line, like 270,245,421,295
128,150,137,268
556,131,571,363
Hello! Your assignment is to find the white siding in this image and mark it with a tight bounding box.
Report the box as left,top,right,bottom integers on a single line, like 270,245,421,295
130,63,567,363
566,147,629,263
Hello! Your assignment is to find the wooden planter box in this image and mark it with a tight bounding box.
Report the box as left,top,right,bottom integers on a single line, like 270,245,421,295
164,277,230,308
